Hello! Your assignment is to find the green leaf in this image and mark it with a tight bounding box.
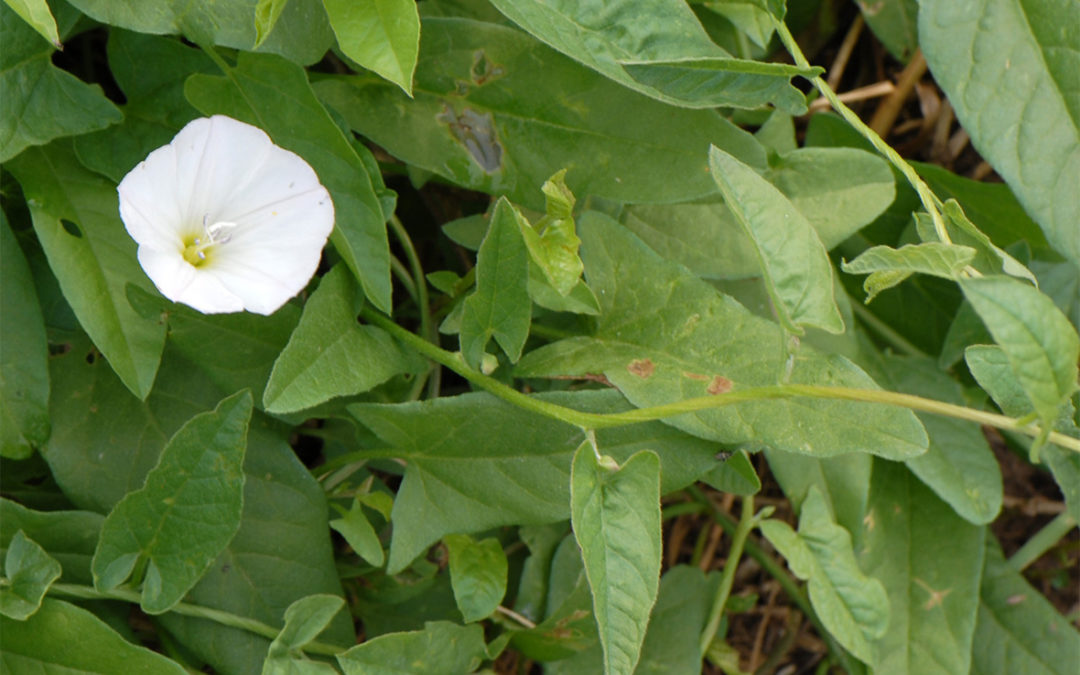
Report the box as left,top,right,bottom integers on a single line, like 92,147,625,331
511,523,569,623
324,0,420,95
759,487,889,665
857,460,985,675
263,594,345,675
916,201,1036,285
866,354,1002,525
857,0,919,62
330,497,385,567
843,243,977,302
0,598,187,673
74,30,216,183
444,534,508,623
254,0,290,47
510,541,598,661
765,451,871,535
516,212,928,460
960,275,1080,441
487,0,815,112
919,0,1080,268
971,539,1080,675
264,265,421,413
336,621,487,674
6,143,167,400
460,198,531,368
2,0,59,48
185,50,393,313
702,449,761,496
0,213,49,459
313,17,766,211
571,445,662,675
519,170,583,297
42,341,352,669
0,3,121,162
0,530,61,620
64,0,333,65
0,499,103,585
348,389,722,573
92,390,252,614
708,145,843,334
622,146,895,280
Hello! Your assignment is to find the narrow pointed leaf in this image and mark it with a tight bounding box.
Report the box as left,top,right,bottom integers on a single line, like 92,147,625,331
960,276,1079,434
460,198,531,368
329,498,385,568
6,143,166,399
254,0,290,47
920,0,1080,267
324,0,420,95
444,534,508,623
0,598,187,673
709,145,843,334
336,621,487,675
843,243,977,301
760,487,889,665
571,444,661,675
0,531,61,620
2,0,60,48
487,0,815,111
263,594,345,675
92,391,253,614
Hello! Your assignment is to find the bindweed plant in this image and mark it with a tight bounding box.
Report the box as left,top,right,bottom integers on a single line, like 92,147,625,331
1,0,1077,673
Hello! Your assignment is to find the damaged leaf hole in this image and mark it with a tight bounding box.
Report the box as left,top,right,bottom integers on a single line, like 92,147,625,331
436,105,503,173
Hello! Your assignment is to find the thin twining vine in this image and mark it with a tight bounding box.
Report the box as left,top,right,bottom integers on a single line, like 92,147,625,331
360,307,1080,454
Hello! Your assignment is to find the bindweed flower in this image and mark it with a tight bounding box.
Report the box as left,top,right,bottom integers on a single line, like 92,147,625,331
117,115,335,315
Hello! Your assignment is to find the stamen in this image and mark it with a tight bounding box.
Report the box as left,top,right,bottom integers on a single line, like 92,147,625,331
182,219,238,267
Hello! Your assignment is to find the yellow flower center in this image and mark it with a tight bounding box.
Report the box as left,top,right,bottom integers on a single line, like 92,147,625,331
181,220,237,267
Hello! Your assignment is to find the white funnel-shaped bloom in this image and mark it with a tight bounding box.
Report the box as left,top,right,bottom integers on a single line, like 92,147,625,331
118,115,335,315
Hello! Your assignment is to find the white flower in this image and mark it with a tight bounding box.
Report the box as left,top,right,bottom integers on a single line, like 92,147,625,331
117,115,335,315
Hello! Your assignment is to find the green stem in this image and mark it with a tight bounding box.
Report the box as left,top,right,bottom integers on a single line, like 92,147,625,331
848,299,930,359
772,20,951,245
686,487,861,674
1008,512,1078,572
360,306,1080,453
390,256,417,303
699,495,755,657
387,215,440,398
47,583,345,657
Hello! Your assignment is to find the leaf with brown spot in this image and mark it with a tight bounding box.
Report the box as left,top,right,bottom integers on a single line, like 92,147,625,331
706,376,732,395
627,359,654,379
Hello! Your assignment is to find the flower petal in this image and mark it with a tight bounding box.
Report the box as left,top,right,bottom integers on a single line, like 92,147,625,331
138,248,245,314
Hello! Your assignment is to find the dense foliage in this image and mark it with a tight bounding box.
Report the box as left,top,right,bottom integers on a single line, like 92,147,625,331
1,0,1078,673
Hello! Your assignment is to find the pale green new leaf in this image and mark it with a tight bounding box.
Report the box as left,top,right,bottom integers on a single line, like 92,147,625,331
92,391,252,614
2,0,59,47
6,143,167,400
254,0,290,47
919,0,1080,268
858,461,984,675
0,213,49,459
262,594,345,675
517,213,928,459
324,0,420,95
185,51,393,312
622,146,895,280
759,487,889,665
330,498,385,567
64,0,333,65
487,0,815,112
337,621,487,674
0,598,186,673
444,534,508,623
349,389,722,573
0,3,121,161
571,445,661,675
960,276,1080,437
709,145,843,334
971,539,1080,675
460,198,531,368
843,243,977,302
0,531,61,620
264,265,421,413
519,170,583,297
313,17,766,211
